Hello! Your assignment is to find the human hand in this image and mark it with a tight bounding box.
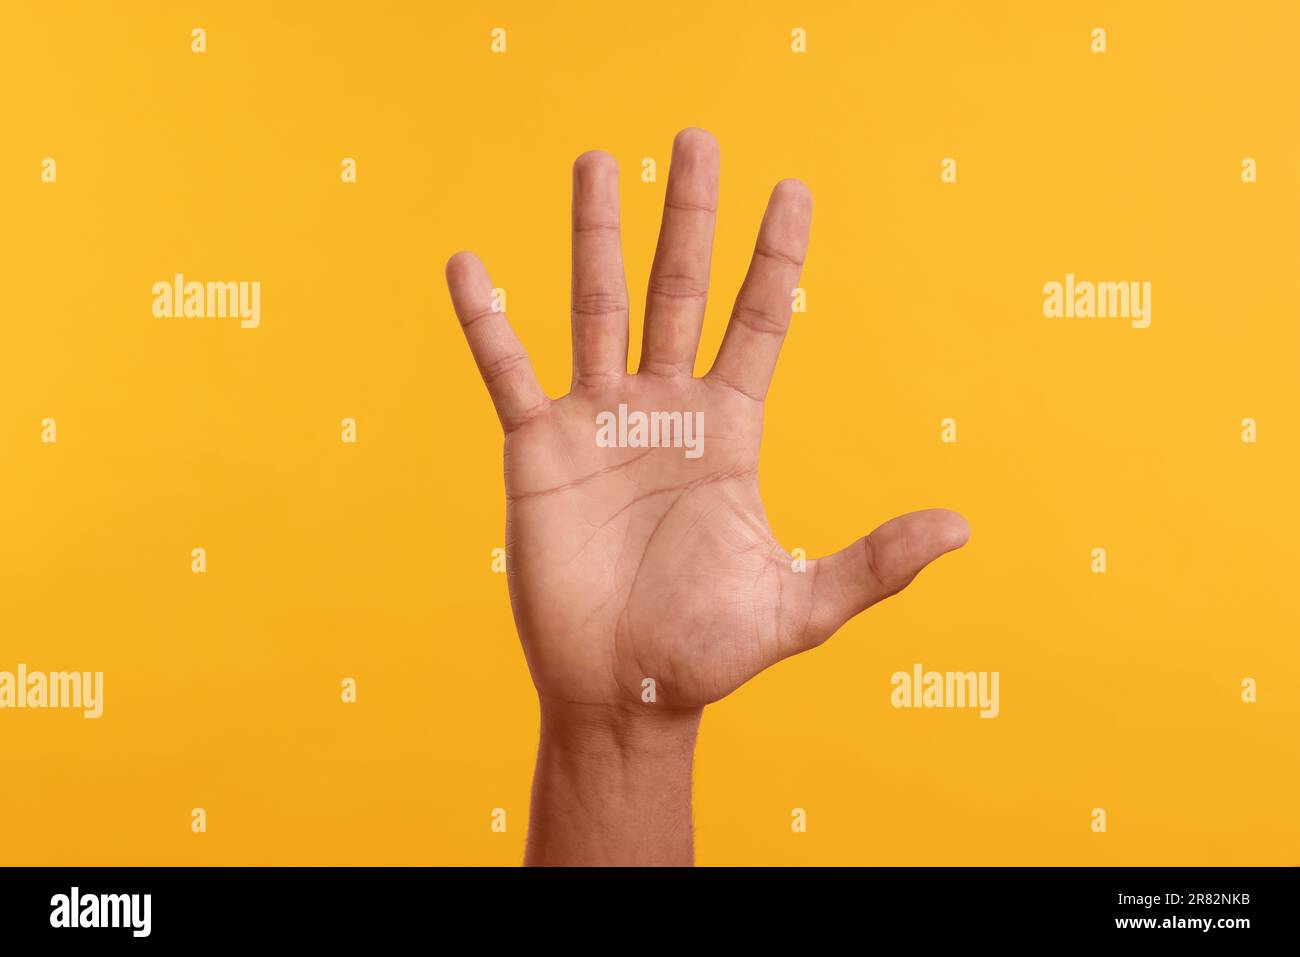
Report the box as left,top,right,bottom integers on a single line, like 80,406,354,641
447,127,968,713
445,129,969,864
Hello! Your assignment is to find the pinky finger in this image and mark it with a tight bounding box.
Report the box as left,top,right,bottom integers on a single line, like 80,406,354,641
445,251,550,432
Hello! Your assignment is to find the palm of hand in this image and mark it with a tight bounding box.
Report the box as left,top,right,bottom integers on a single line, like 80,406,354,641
448,130,969,712
507,373,795,709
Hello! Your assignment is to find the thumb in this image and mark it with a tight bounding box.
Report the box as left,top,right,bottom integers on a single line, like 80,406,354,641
801,508,970,648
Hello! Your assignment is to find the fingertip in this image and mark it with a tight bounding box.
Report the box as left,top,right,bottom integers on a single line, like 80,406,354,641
773,177,811,200
672,128,721,182
573,149,618,181
948,512,971,549
771,178,812,219
878,508,970,561
673,127,719,156
931,508,971,551
445,250,482,282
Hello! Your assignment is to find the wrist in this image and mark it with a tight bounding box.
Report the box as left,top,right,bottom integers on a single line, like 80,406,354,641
536,694,702,758
525,695,702,866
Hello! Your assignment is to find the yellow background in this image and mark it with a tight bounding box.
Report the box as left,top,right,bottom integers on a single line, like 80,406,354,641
2,1,1296,865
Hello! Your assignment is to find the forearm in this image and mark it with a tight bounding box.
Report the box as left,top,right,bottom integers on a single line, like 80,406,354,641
525,697,702,866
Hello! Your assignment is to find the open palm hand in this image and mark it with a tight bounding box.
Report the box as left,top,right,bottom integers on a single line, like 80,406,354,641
446,129,968,715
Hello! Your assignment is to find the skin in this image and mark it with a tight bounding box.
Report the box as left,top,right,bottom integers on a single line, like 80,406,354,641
445,128,970,866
